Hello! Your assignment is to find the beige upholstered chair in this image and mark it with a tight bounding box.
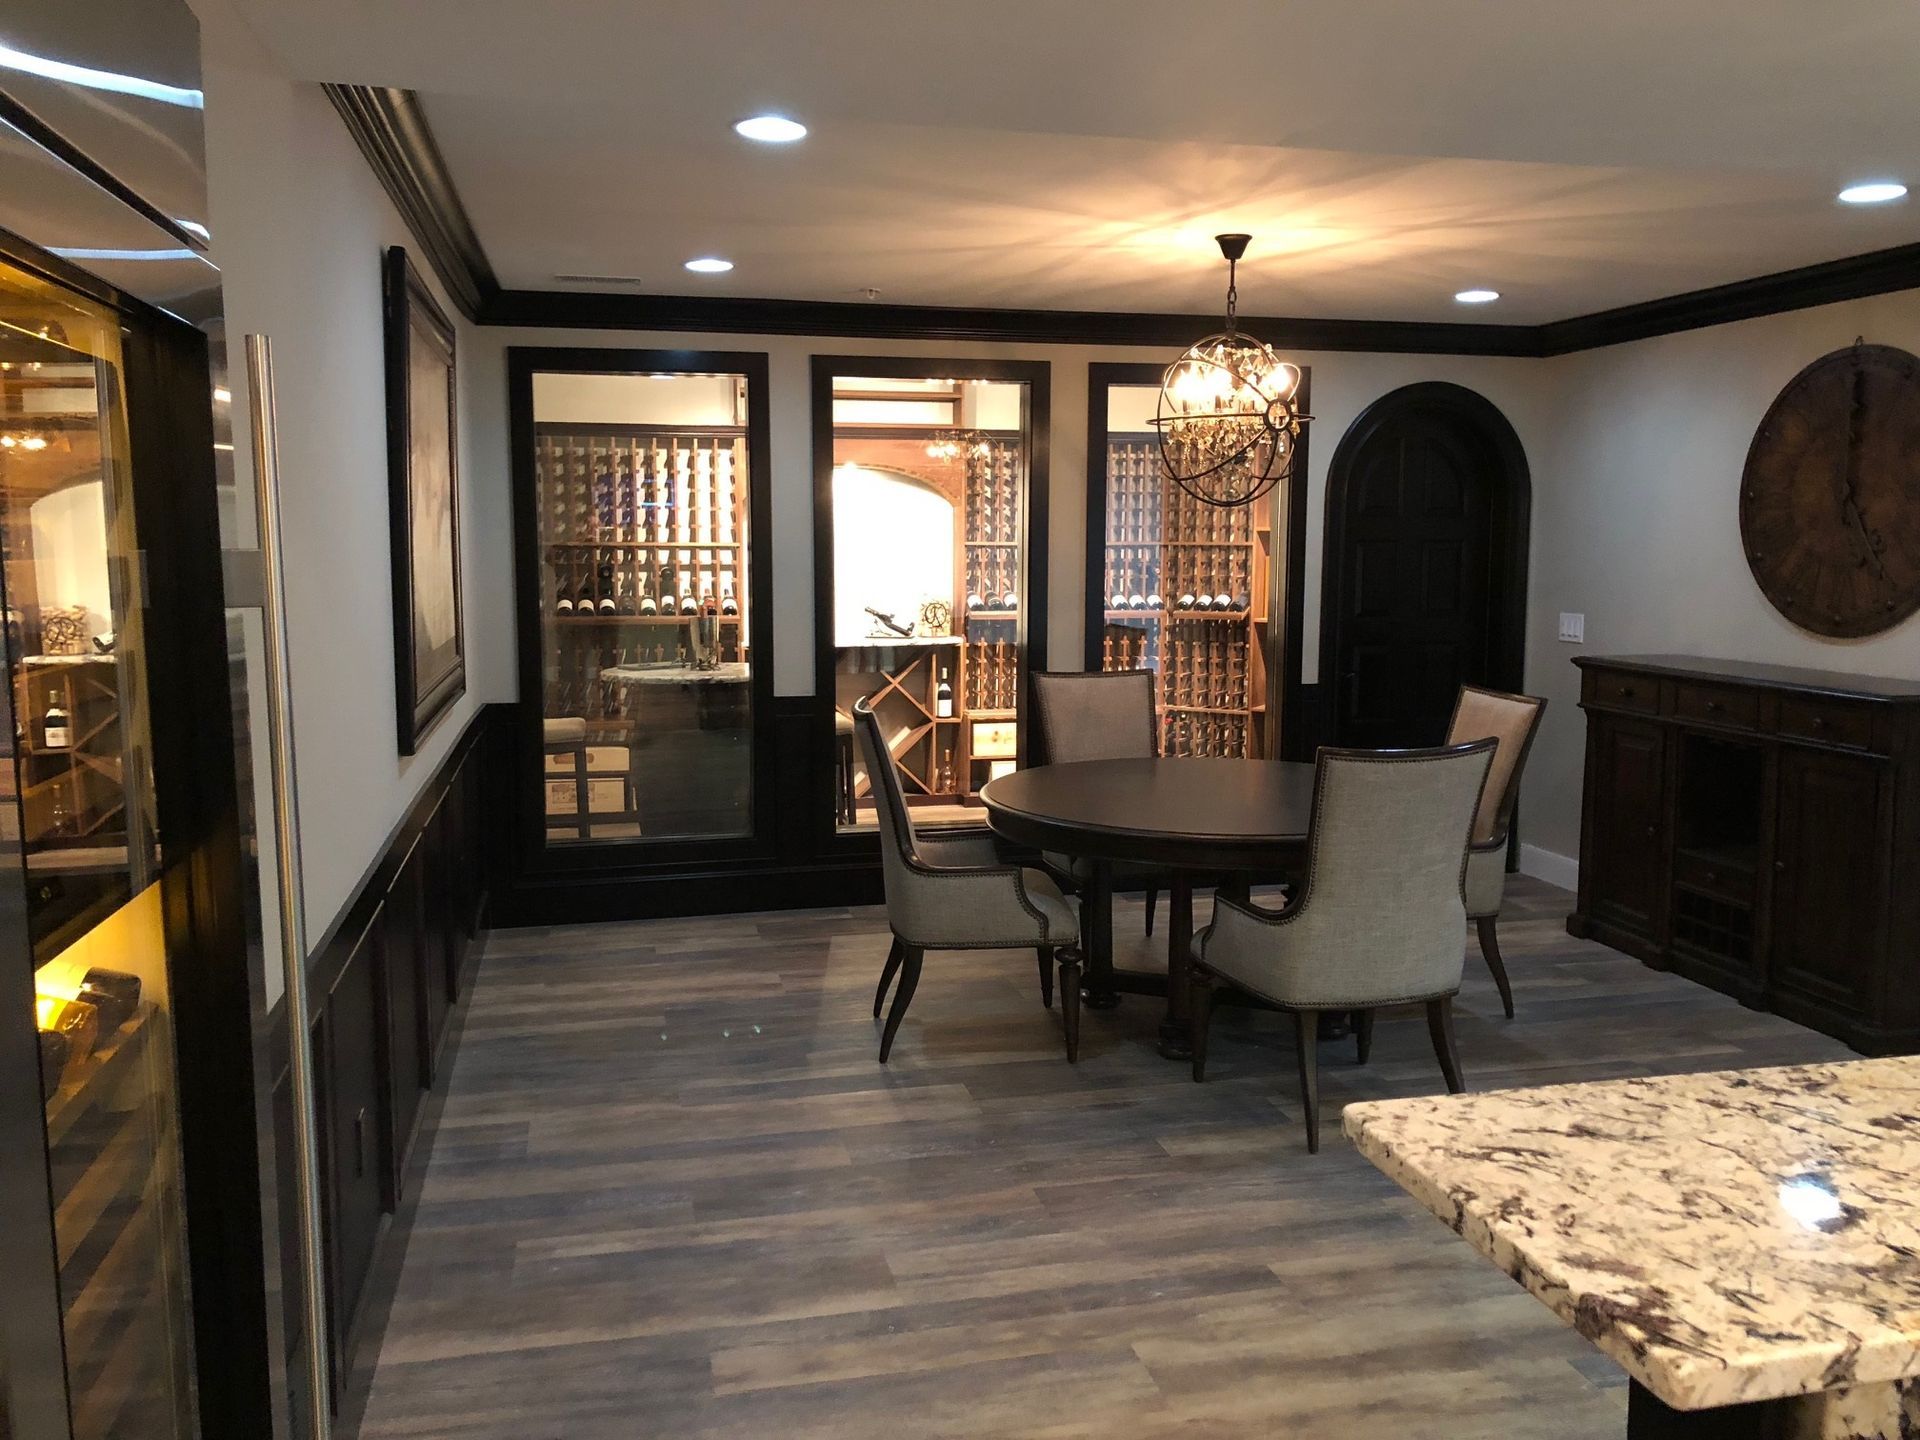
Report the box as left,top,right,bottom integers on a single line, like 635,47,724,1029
1188,741,1496,1151
1445,686,1548,1019
1031,670,1166,932
854,699,1084,1062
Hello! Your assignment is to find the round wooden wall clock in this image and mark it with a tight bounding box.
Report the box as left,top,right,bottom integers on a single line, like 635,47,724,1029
1740,342,1920,638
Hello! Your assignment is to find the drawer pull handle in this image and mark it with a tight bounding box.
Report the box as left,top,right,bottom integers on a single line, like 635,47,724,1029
1811,716,1826,729
1704,700,1722,713
1619,685,1635,699
1775,859,1788,873
1645,824,1656,838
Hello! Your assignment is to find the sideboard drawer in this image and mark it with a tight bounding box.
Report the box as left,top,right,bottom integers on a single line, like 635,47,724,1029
1672,680,1761,730
1777,695,1876,752
1583,669,1660,715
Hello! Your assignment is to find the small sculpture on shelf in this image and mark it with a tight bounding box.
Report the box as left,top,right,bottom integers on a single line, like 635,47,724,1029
864,606,914,640
40,605,88,656
917,599,951,637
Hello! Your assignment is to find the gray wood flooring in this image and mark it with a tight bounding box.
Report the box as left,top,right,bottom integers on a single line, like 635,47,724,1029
342,878,1851,1439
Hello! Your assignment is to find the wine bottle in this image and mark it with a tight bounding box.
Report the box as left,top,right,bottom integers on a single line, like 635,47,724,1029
1128,575,1146,609
701,589,717,616
556,581,575,615
1177,589,1198,610
43,700,70,750
597,561,617,615
1109,570,1127,611
935,667,954,718
1217,591,1240,612
1195,590,1215,611
1146,581,1164,609
966,591,986,612
659,571,679,616
1000,588,1018,610
638,574,658,616
720,589,738,617
679,581,697,615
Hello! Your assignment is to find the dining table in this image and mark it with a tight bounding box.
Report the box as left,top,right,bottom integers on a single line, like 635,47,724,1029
980,756,1314,1057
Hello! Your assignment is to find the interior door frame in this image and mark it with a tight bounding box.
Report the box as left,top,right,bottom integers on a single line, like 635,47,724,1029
1318,380,1532,746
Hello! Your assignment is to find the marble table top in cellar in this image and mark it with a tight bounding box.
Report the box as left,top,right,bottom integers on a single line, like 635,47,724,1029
600,662,750,686
1343,1057,1920,1413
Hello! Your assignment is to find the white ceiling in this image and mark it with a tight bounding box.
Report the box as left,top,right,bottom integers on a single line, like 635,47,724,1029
220,0,1920,323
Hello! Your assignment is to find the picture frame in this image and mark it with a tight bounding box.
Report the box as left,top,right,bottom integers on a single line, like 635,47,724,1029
383,245,465,755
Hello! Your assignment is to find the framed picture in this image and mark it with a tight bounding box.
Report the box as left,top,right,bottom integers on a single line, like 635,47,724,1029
383,245,465,754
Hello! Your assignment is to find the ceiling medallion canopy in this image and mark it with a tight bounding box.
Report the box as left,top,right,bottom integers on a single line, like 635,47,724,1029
1153,234,1310,508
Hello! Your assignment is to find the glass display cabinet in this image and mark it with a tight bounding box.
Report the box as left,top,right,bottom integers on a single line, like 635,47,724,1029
1085,362,1307,760
812,358,1049,835
509,349,774,861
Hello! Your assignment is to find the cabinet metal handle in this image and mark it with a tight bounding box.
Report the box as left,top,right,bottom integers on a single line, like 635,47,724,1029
1775,859,1788,873
1811,716,1826,729
1645,824,1656,838
1619,685,1635,698
353,1106,371,1179
1704,700,1722,713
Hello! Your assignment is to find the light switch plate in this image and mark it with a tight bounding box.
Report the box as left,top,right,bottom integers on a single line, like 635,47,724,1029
1558,612,1585,643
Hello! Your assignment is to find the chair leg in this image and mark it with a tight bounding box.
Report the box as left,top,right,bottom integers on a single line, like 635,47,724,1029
1189,972,1215,1083
1057,948,1082,1063
872,936,904,1019
1355,1009,1374,1065
878,946,924,1063
1427,996,1465,1093
1295,1011,1321,1153
1476,916,1515,1019
1035,947,1055,1009
1144,886,1157,936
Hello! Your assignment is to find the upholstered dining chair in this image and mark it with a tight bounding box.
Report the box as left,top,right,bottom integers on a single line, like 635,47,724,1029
1444,686,1549,1019
1031,669,1165,934
1188,740,1496,1152
853,698,1085,1063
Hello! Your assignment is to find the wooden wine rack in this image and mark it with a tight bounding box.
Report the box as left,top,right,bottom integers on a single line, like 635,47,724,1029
1100,438,1271,759
534,425,749,727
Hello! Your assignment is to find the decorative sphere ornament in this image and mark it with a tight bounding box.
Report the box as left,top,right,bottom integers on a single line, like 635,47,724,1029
1152,234,1310,508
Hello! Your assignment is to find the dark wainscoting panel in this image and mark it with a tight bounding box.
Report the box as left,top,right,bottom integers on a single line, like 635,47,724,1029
269,702,504,1419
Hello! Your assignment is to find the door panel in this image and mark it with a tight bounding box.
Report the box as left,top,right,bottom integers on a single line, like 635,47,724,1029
1588,719,1666,937
1771,748,1885,1012
1331,410,1497,747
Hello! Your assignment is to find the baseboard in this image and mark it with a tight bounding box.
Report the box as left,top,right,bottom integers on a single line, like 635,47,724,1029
1519,843,1579,893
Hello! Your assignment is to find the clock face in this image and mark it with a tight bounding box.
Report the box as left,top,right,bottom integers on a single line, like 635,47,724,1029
1740,344,1920,639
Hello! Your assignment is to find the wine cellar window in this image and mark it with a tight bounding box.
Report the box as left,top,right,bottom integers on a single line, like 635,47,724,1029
0,256,195,1437
530,368,756,846
1092,377,1281,758
820,366,1043,834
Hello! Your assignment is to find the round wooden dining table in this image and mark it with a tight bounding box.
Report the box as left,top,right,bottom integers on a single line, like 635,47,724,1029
980,757,1315,1057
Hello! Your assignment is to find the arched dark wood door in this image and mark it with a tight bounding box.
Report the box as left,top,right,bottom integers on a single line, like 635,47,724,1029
1322,384,1529,749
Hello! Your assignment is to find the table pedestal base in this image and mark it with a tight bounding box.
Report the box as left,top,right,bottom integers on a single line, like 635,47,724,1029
1629,1378,1920,1439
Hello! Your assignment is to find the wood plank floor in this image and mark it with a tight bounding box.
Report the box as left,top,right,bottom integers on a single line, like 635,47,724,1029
342,878,1852,1440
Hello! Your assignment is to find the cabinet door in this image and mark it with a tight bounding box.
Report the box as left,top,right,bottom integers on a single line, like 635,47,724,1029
1587,717,1667,937
1770,747,1887,1014
324,930,389,1346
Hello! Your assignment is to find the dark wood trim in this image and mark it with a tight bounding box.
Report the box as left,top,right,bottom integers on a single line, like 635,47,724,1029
810,354,1052,858
485,286,1540,354
383,246,468,755
320,84,1920,356
0,223,197,333
1318,381,1532,745
1539,242,1920,355
0,88,210,254
324,86,499,322
502,346,780,885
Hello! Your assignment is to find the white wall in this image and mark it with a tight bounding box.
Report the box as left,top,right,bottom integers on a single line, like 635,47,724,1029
199,14,514,944
470,327,1558,698
1521,289,1920,868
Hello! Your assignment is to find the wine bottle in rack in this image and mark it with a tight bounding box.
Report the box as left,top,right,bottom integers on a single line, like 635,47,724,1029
679,575,697,616
935,666,954,718
720,588,738,617
659,570,679,616
556,574,575,614
701,588,717,617
1110,561,1128,612
1127,551,1146,609
638,573,657,616
597,559,617,615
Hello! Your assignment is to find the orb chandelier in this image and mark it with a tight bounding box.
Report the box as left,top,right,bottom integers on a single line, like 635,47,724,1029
1152,233,1310,508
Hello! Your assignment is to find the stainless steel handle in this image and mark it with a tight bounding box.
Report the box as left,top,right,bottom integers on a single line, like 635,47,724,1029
245,335,334,1440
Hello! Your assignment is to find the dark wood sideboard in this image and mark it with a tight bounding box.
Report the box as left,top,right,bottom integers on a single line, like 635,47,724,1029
1570,654,1920,1054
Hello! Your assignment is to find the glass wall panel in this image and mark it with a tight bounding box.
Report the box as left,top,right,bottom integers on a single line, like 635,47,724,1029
1096,380,1277,758
1,259,194,1439
530,367,755,845
827,372,1035,832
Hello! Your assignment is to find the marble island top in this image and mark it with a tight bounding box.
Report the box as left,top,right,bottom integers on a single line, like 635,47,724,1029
1343,1057,1920,1416
600,662,749,685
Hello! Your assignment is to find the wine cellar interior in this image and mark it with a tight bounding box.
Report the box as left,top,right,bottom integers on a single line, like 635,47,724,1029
532,369,754,845
1096,382,1279,760
829,375,1033,832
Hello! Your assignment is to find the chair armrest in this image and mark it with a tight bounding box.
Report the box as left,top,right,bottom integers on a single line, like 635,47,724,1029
917,830,1006,870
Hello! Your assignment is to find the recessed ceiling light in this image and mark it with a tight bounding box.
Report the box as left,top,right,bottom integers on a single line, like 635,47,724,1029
684,257,734,274
1454,288,1501,304
1838,181,1907,205
734,114,807,144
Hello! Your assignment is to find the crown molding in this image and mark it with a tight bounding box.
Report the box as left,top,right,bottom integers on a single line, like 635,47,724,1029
328,85,1920,356
324,85,499,322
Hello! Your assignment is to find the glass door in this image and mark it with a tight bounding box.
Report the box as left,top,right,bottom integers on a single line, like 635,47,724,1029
0,260,193,1439
814,359,1049,835
513,351,772,856
1087,363,1293,759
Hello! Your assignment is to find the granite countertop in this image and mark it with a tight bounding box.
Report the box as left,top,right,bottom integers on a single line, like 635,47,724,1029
1343,1058,1920,1413
600,662,750,685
